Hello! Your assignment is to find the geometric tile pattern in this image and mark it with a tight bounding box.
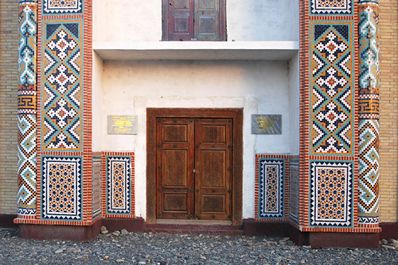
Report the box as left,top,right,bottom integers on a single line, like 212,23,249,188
358,1,380,225
310,23,354,154
358,120,379,221
17,114,37,215
106,156,132,215
18,90,37,115
310,161,353,227
42,22,83,150
310,0,353,15
41,156,82,220
92,156,102,218
17,2,37,217
257,158,285,218
43,0,82,14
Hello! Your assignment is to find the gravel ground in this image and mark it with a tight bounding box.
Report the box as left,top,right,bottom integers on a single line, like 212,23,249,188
0,228,397,265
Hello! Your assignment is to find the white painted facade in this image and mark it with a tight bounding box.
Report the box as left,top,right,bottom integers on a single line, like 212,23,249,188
92,0,300,220
93,0,299,42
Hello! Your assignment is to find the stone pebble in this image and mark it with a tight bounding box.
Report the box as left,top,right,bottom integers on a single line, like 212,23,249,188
0,228,397,265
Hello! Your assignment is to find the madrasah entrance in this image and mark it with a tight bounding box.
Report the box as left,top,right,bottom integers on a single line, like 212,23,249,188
14,0,383,247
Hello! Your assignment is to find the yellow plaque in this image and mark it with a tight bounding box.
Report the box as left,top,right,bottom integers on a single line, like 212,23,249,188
107,115,137,135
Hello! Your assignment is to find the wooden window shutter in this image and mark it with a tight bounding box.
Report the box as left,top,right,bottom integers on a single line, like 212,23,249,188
194,0,225,41
163,0,226,41
164,0,195,41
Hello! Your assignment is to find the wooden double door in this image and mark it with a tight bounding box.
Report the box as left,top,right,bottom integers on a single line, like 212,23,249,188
156,118,232,220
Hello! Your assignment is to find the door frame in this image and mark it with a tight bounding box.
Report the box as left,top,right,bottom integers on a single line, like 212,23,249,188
147,108,243,225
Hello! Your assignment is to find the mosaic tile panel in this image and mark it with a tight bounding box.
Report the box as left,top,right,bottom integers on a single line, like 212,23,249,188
17,114,37,215
41,156,82,220
289,157,300,224
310,161,353,227
257,158,285,218
310,0,353,15
310,22,354,155
106,157,132,215
92,157,102,218
41,22,83,151
17,2,37,217
43,0,83,14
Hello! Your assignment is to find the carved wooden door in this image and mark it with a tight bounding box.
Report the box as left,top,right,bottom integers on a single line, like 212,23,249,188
156,118,232,220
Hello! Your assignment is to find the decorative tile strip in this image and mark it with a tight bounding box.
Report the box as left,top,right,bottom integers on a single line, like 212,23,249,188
17,1,38,217
358,0,380,226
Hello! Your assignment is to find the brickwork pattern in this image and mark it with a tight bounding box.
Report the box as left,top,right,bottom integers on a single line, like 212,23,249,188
0,0,19,215
379,0,398,223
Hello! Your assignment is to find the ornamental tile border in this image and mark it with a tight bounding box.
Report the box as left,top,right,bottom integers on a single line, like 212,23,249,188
17,1,38,218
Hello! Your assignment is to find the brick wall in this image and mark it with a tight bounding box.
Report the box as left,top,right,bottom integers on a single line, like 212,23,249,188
379,0,398,222
0,0,18,215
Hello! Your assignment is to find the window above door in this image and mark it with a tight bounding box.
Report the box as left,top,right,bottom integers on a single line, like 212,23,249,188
162,0,226,41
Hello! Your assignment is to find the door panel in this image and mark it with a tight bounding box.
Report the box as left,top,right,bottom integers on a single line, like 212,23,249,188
162,124,189,143
199,125,226,144
195,119,232,220
161,149,188,187
163,193,188,211
157,118,194,219
201,195,225,213
200,150,226,188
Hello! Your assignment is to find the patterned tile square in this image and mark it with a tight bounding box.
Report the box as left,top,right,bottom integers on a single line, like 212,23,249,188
257,158,285,218
41,156,82,220
43,0,82,14
310,161,353,227
311,0,353,14
106,156,131,215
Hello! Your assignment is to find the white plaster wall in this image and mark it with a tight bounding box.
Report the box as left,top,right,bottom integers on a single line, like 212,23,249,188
93,0,299,42
92,52,104,151
289,53,300,155
227,0,299,41
95,60,294,219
